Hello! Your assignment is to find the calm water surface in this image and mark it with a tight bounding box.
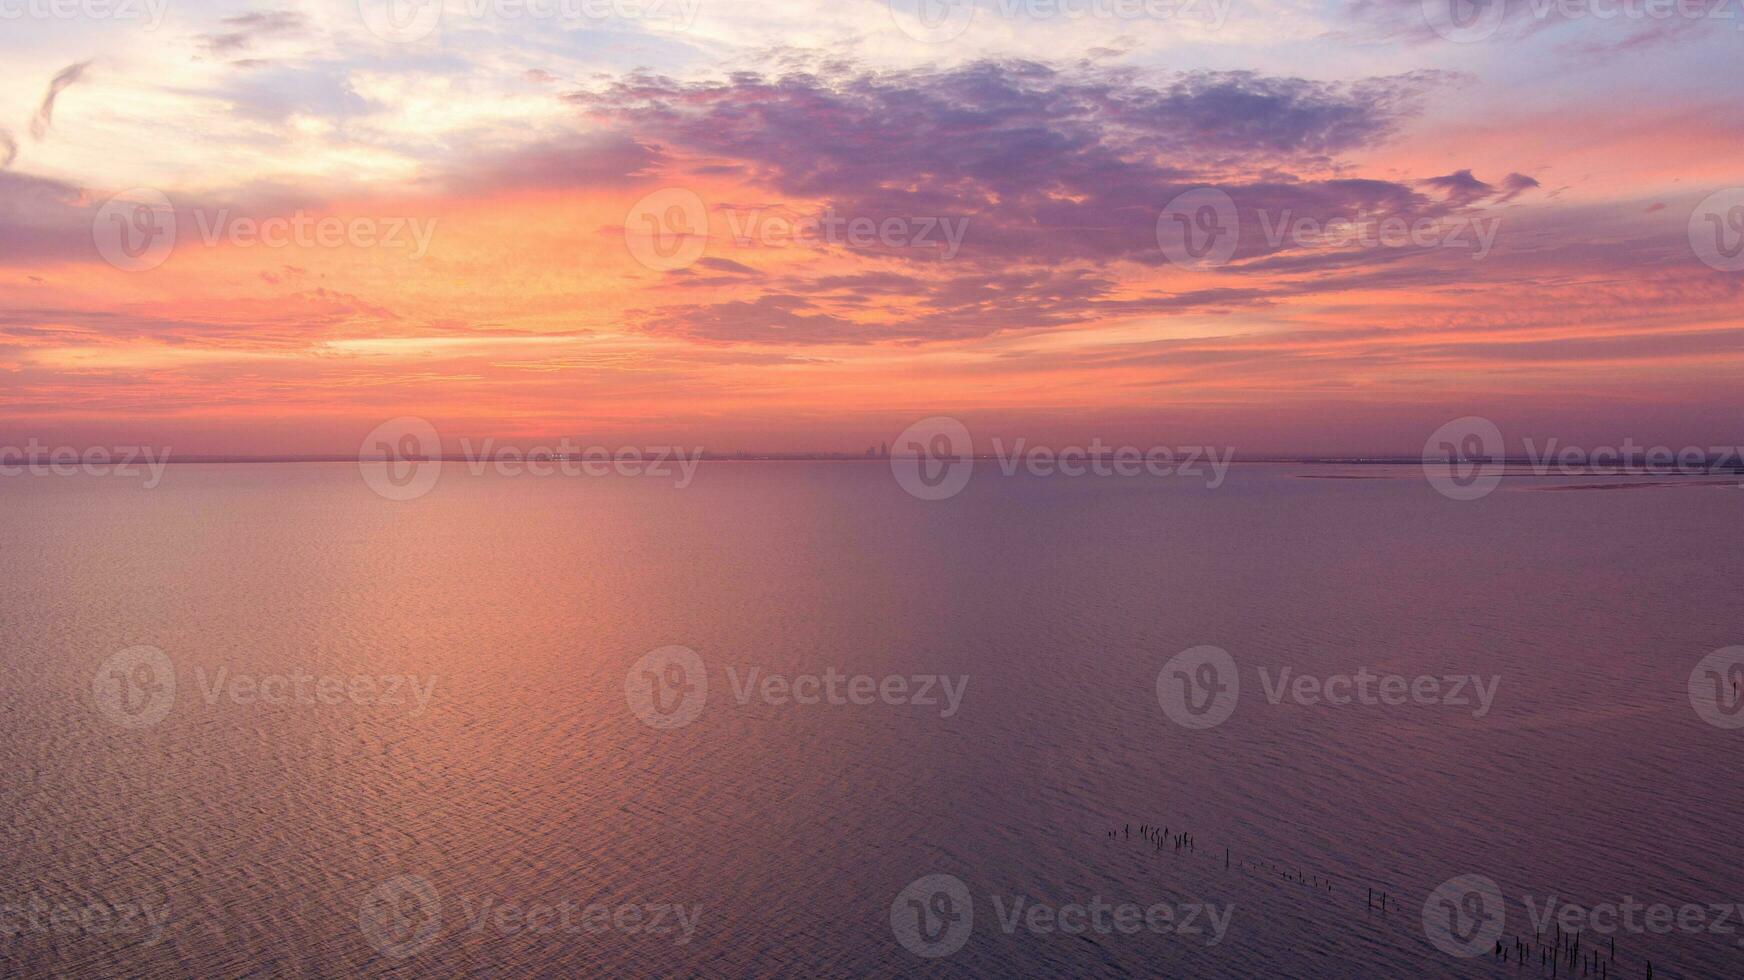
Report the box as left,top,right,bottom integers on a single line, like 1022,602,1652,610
1,462,1740,977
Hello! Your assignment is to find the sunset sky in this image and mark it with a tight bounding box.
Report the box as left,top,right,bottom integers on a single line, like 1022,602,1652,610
2,0,1740,454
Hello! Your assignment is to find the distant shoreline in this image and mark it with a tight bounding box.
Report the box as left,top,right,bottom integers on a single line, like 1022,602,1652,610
111,455,1744,473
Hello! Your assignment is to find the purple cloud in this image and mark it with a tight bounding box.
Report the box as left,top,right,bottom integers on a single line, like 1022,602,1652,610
549,60,1563,344
30,61,93,141
571,61,1462,268
196,11,307,58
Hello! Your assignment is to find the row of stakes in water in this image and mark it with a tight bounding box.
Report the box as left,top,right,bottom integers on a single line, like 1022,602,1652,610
1108,820,1658,977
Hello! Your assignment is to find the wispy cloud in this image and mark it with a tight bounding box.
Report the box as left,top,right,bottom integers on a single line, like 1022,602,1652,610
195,10,308,57
30,61,93,141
